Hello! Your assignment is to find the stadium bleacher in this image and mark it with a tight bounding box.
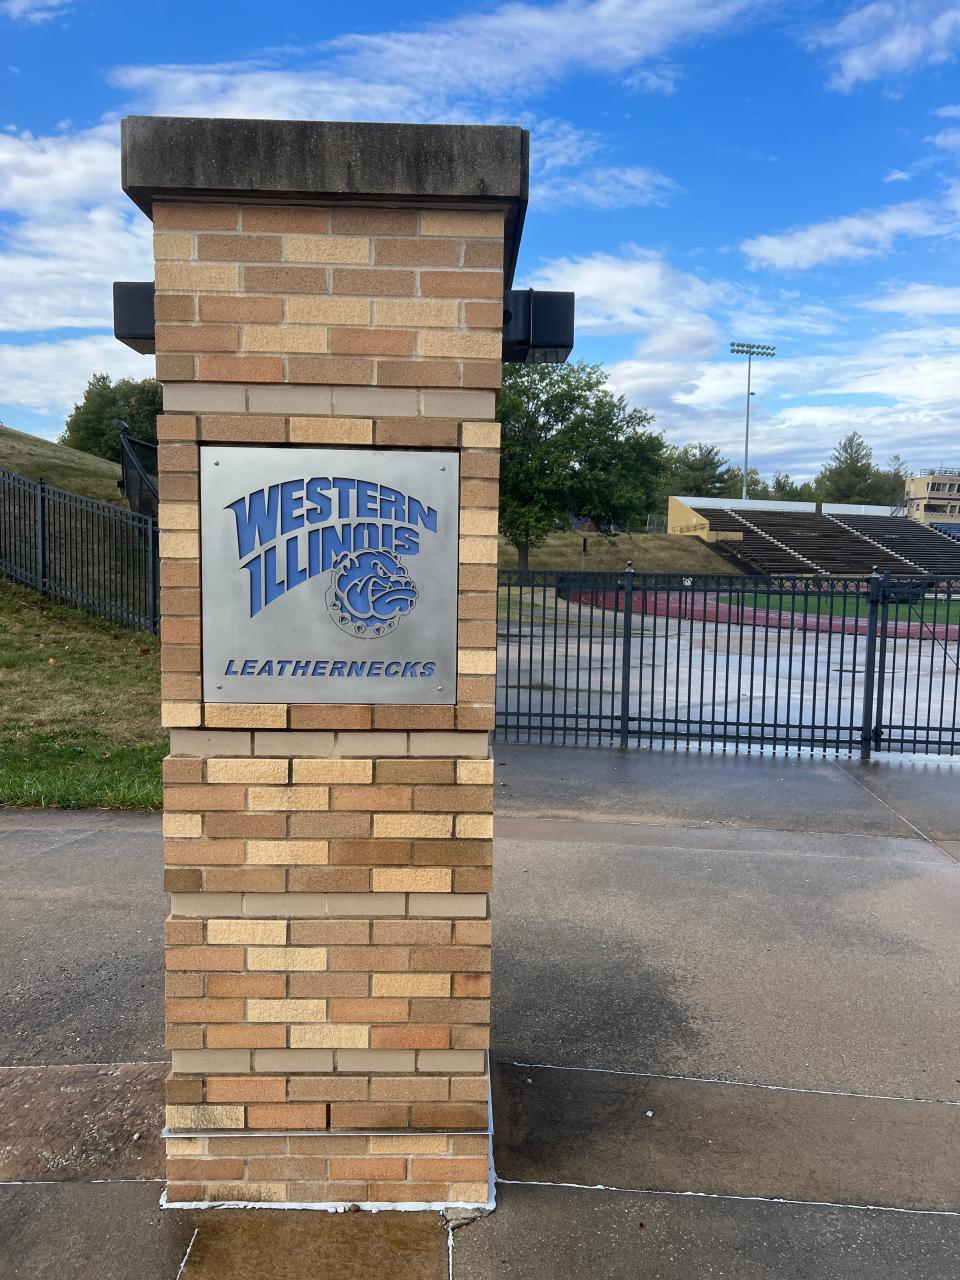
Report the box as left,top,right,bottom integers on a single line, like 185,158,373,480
933,523,960,544
690,505,960,577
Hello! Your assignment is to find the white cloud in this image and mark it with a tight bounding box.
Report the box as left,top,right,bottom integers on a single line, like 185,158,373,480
0,124,119,214
862,282,960,312
0,335,149,421
740,198,953,270
111,0,757,122
928,125,960,149
534,164,677,210
884,168,912,181
808,1,960,93
1,0,71,22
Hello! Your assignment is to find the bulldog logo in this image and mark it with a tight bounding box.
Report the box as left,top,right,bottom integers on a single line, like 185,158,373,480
326,549,419,638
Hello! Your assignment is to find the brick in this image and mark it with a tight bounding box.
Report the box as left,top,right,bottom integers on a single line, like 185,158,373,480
290,707,373,732
451,1181,490,1203
158,475,199,502
452,1025,489,1049
197,233,282,261
286,297,370,325
335,732,406,757
287,355,373,385
372,1025,449,1050
287,1077,369,1102
248,998,328,1022
329,1157,405,1181
372,973,450,997
463,300,503,328
155,294,197,321
247,1104,329,1130
407,732,489,758
408,894,488,918
289,974,367,998
207,1025,287,1049
246,385,333,413
206,758,288,784
287,867,370,893
155,353,197,381
292,758,372,784
330,209,416,235
372,814,452,839
461,360,502,390
162,814,202,844
199,295,283,323
166,1026,205,1049
286,235,369,263
456,759,494,785
208,920,287,945
205,867,288,894
207,973,286,998
371,920,450,945
371,868,451,893
328,999,408,1023
370,1181,447,1202
246,840,329,865
156,263,239,292
462,240,504,267
331,387,418,417
197,354,283,382
170,1048,251,1074
253,1049,335,1072
332,785,410,812
330,1104,409,1130
169,729,252,756
375,759,455,785
158,530,199,558
163,383,248,413
455,815,494,838
418,1050,486,1073
420,329,501,359
373,419,458,448
420,271,501,299
412,948,489,975
327,945,407,972
166,998,244,1023
247,786,329,811
166,919,204,945
206,813,284,838
410,1103,488,1130
373,298,459,328
411,998,488,1025
453,972,490,997
242,206,330,232
247,946,328,971
255,730,337,755
167,1157,245,1181
420,211,504,238
206,1078,287,1104
376,359,459,388
165,946,244,971
413,786,492,813
329,839,408,866
289,921,369,945
454,920,491,945
374,237,459,266
411,1157,488,1181
454,868,492,893
290,1025,369,1049
164,870,202,893
422,389,496,418
165,785,245,812
157,324,238,353
244,265,329,294
288,417,373,445
164,974,202,999
450,1074,489,1099
459,451,500,480
331,268,415,297
461,421,501,448
155,205,239,231
329,327,415,356
368,1135,447,1155
244,324,327,353
203,1180,287,1202
162,703,201,731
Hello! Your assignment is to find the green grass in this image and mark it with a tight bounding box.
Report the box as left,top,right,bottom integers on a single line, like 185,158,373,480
0,423,123,503
0,578,162,808
498,531,740,574
723,591,960,624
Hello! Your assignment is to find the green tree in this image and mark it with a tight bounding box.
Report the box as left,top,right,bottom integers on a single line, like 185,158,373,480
814,431,876,503
724,466,772,501
770,471,816,502
61,373,162,462
869,454,910,507
498,361,664,569
661,442,733,505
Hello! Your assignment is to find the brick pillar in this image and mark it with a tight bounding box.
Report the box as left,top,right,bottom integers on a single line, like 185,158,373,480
122,116,527,1208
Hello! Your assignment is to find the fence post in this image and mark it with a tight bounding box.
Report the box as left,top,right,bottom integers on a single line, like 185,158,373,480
619,561,634,749
35,478,47,595
147,516,159,633
859,569,883,760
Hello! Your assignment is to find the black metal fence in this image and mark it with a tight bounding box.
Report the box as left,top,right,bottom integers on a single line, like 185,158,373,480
0,466,158,632
495,568,960,757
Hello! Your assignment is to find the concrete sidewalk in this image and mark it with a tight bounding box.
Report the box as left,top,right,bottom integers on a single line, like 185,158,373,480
2,747,960,1277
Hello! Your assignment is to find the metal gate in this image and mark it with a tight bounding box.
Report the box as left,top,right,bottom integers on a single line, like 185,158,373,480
495,569,960,756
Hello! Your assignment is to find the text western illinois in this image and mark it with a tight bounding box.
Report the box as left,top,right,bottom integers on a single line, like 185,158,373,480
226,476,439,618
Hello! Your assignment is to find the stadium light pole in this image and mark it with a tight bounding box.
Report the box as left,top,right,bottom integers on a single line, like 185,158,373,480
730,341,775,500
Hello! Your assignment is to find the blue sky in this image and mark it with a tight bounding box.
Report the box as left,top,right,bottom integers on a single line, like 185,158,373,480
1,0,959,480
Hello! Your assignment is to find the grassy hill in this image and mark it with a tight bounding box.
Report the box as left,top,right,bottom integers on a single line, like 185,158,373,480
498,531,742,574
0,424,123,503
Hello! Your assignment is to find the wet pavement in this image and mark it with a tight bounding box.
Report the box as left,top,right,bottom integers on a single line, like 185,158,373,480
2,746,960,1277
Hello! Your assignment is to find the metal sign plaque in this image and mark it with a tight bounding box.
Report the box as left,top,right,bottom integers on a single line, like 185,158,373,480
200,447,460,704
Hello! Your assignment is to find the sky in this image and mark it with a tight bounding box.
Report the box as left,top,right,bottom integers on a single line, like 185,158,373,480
1,1,960,480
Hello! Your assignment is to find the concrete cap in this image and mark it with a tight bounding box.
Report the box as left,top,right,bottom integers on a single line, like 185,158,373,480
121,115,528,285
